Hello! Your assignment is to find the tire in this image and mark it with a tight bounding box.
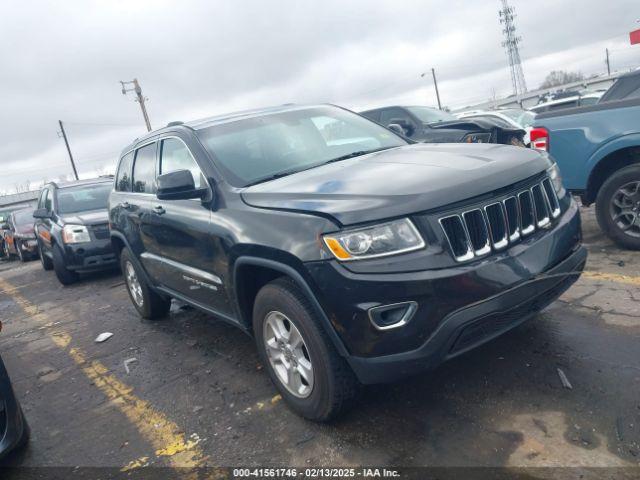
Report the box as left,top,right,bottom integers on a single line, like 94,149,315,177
595,163,640,250
120,248,170,320
253,277,360,422
38,241,53,271
52,244,79,285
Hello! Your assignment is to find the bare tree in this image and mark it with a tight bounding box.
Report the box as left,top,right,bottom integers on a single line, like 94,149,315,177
539,71,585,89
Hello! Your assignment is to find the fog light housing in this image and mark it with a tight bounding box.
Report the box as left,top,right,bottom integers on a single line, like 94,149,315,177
368,301,418,331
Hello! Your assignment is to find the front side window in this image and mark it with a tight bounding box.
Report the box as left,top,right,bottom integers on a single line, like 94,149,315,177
56,183,112,215
196,106,406,187
132,143,157,194
38,188,47,209
43,189,52,211
159,138,205,189
116,152,134,192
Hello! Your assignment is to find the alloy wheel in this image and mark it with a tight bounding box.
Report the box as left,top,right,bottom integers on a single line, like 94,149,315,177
610,180,640,238
263,311,314,398
125,261,144,307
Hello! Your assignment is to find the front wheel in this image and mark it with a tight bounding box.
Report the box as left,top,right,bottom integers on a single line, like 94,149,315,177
120,248,170,320
253,277,360,422
38,240,53,271
596,164,640,250
52,244,79,285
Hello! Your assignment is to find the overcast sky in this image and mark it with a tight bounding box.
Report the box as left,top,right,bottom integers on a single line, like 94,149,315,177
0,0,637,193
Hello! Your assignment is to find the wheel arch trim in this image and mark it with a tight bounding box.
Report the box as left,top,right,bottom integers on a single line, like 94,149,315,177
233,256,350,357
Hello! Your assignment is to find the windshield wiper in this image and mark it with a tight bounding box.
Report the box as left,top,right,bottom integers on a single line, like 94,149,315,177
244,170,302,187
322,146,395,165
243,147,396,187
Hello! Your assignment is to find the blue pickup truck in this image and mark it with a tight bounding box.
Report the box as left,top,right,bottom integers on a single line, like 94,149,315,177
532,69,640,249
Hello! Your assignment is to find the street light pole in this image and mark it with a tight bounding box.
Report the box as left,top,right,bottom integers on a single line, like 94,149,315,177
120,78,152,132
421,68,443,110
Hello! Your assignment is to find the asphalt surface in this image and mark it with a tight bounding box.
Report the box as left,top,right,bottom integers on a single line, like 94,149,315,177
0,207,638,475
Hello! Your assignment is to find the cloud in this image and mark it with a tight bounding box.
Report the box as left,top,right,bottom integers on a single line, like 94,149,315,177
0,0,637,192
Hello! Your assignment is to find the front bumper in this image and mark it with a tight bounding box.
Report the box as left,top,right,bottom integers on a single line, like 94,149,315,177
17,238,38,255
62,238,117,272
306,199,585,384
0,354,28,460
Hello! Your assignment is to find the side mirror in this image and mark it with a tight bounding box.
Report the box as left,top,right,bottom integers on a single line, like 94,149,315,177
33,208,52,219
388,118,413,135
0,223,9,230
387,123,405,136
157,169,207,201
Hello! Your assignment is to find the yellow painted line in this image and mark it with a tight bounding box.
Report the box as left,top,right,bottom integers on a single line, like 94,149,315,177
0,278,219,474
582,271,640,287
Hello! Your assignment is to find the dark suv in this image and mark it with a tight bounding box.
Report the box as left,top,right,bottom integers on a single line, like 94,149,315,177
34,178,117,285
109,104,586,421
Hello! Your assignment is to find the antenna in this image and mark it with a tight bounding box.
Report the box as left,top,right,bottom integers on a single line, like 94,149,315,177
499,0,527,96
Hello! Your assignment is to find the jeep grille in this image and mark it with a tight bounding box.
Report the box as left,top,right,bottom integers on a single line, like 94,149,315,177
439,177,561,262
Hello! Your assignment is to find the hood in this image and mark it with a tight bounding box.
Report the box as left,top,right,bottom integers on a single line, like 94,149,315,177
241,143,552,226
59,209,108,226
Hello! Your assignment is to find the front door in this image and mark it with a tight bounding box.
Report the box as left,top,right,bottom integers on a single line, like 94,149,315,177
138,137,233,317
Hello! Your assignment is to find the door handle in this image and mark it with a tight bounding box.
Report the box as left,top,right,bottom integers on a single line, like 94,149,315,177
119,201,131,210
153,205,166,215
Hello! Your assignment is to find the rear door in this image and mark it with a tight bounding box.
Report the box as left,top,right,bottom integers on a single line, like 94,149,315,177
139,137,233,315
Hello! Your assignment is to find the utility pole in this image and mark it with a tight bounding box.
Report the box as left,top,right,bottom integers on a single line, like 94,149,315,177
120,78,152,132
57,120,79,181
605,48,611,76
432,68,442,110
421,68,443,110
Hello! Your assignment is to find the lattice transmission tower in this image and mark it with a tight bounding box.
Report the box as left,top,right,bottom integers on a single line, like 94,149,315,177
499,0,527,96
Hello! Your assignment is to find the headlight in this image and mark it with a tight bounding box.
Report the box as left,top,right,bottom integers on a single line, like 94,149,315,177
62,225,91,244
462,132,492,143
323,218,425,261
547,163,565,196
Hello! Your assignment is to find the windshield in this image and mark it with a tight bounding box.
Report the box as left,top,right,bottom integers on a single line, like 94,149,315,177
500,109,536,128
13,209,34,227
406,106,456,124
196,106,407,187
56,183,112,215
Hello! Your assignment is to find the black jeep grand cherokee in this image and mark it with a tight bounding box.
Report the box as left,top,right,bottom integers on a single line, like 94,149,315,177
109,104,586,421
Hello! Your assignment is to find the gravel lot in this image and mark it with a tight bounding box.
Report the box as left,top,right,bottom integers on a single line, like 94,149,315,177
0,207,638,476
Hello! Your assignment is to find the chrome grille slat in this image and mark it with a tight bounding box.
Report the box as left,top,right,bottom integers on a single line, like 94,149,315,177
518,190,536,235
462,209,491,256
439,176,561,262
503,196,520,242
531,184,550,227
439,215,474,262
542,178,561,218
